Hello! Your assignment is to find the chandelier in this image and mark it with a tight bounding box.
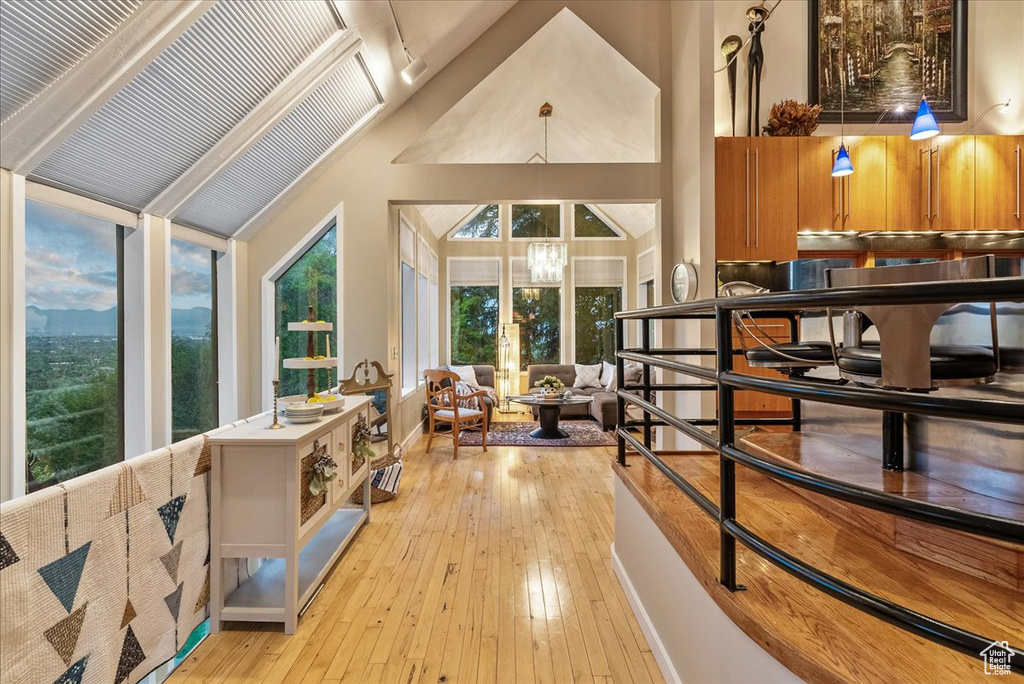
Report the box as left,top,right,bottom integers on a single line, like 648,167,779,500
527,242,567,283
526,102,567,284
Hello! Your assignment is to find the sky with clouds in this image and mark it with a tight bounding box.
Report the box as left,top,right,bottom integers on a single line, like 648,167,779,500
25,199,212,311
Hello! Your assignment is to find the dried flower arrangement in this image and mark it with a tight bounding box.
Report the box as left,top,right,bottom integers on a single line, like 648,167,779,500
762,100,823,136
307,439,338,496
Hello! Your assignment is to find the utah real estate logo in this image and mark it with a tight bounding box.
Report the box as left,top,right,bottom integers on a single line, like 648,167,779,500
981,640,1015,676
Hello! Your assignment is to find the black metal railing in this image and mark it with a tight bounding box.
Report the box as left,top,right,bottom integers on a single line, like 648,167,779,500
614,277,1024,673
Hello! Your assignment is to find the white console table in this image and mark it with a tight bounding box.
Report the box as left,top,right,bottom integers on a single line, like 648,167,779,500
209,396,372,634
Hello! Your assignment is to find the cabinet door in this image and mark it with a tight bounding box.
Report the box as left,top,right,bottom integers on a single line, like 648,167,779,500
842,137,887,231
930,135,974,231
885,136,930,231
715,137,751,260
975,135,1024,230
797,137,842,232
749,137,798,261
732,318,793,415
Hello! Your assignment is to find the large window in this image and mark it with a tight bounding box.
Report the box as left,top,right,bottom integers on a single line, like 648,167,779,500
451,205,499,239
574,258,625,365
275,223,337,398
574,205,621,238
170,239,218,441
24,199,123,492
399,219,437,393
449,258,500,366
511,204,560,238
512,288,560,369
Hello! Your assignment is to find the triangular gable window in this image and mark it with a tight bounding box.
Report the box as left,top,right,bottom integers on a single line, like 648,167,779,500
451,205,499,239
574,205,622,238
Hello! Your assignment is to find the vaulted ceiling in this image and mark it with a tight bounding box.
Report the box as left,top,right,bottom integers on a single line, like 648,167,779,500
0,0,514,237
395,8,659,165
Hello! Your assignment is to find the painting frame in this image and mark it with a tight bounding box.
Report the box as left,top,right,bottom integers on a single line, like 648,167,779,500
808,0,968,123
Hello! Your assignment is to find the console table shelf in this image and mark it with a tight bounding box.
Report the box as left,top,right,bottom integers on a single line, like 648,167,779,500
209,396,372,634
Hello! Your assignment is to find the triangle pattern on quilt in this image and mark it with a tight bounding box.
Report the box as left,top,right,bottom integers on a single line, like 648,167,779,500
114,626,146,684
53,655,88,684
194,438,211,476
0,532,19,569
108,465,145,517
120,598,137,629
194,572,210,614
160,542,183,583
165,582,184,623
157,494,187,544
44,602,88,666
38,542,91,613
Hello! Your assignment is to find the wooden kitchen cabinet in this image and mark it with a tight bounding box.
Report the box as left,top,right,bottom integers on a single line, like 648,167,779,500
975,135,1024,230
798,136,887,232
886,135,974,231
715,137,798,262
732,317,793,415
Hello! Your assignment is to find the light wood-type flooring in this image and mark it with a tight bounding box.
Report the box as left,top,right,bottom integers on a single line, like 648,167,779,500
168,414,664,684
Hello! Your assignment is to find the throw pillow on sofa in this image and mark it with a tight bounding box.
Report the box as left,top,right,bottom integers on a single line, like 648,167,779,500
449,365,478,385
601,361,616,391
574,363,603,389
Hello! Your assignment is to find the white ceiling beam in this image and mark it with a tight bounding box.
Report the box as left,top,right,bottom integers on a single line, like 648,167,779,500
1,0,215,174
148,29,363,219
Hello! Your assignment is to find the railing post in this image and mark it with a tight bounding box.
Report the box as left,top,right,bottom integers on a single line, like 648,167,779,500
882,411,904,471
641,318,652,450
788,314,802,432
615,316,626,467
716,307,740,591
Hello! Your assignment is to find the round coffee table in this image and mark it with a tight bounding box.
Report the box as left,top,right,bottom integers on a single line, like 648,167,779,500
509,394,594,439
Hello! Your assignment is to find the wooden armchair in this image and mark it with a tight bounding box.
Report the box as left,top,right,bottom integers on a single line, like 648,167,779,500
424,369,488,459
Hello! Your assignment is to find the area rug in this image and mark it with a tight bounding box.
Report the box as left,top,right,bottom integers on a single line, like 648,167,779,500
459,421,617,447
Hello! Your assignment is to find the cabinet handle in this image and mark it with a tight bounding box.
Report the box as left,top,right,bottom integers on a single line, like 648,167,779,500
338,441,345,453
754,148,760,247
922,149,931,220
1016,144,1021,220
744,148,750,247
933,146,940,220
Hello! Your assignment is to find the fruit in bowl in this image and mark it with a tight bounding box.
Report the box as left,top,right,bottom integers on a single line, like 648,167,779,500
306,395,338,404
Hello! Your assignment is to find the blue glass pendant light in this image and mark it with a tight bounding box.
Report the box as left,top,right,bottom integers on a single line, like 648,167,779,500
910,98,940,140
832,143,853,177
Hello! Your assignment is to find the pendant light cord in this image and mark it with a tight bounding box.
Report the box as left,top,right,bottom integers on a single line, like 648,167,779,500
840,13,845,142
387,0,412,61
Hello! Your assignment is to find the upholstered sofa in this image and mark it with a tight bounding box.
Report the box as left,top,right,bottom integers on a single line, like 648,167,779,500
526,364,620,429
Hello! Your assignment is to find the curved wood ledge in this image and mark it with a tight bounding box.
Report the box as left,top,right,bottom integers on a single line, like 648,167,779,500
614,454,1024,684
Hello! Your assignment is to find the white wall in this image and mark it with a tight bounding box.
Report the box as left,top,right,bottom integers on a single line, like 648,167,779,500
713,0,1024,137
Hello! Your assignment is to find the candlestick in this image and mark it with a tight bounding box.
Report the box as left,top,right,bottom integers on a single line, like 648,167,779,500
326,334,331,359
274,336,280,382
267,380,286,429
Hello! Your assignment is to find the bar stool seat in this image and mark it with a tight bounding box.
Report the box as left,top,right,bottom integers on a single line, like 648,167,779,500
837,345,997,387
745,341,835,368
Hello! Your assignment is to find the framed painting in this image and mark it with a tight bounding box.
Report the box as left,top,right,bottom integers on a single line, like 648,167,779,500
808,0,967,123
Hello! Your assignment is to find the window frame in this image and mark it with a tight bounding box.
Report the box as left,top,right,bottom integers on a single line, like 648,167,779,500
446,256,502,367
570,256,627,366
20,192,129,495
261,203,343,410
169,237,220,442
572,203,626,241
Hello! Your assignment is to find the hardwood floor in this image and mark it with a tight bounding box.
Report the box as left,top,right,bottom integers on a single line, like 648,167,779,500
169,417,664,684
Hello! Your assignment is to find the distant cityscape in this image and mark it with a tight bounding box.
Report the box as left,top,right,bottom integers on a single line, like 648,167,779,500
25,305,212,337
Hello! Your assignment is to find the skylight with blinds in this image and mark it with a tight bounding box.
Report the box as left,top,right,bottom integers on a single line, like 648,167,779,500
30,0,340,211
0,0,141,123
174,54,382,236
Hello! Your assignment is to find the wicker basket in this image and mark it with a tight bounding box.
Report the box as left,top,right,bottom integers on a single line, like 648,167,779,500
351,448,402,505
300,452,327,524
